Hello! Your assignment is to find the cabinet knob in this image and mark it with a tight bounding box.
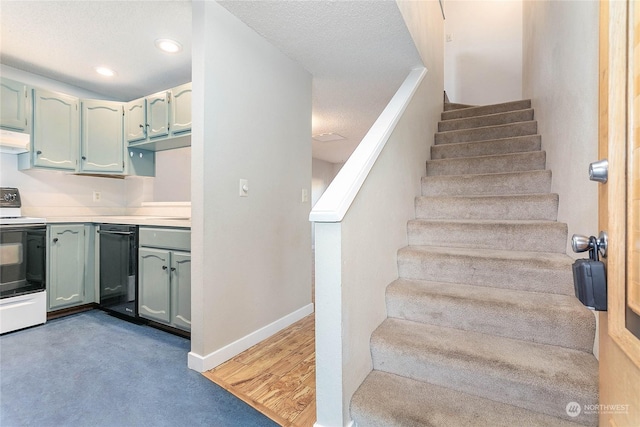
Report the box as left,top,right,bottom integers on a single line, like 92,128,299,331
52,238,58,243
162,265,168,270
171,267,176,272
82,156,86,160
36,150,42,155
139,124,144,129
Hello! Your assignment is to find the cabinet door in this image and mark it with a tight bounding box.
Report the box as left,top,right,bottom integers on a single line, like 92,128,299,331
170,83,191,136
138,247,171,323
49,225,85,310
33,89,78,170
125,98,146,143
171,251,191,331
81,100,124,173
1,78,29,132
147,92,169,139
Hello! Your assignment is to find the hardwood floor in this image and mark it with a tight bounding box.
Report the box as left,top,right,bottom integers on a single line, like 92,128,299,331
203,314,316,426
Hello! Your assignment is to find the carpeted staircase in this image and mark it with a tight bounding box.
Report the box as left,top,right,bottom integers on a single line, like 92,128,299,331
350,100,599,426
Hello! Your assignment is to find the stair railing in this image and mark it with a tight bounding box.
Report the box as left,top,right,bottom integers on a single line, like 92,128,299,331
310,66,436,427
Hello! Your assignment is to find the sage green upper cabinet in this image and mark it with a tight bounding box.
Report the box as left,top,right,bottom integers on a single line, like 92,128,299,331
125,98,146,143
80,100,124,173
170,82,192,136
125,83,191,151
48,224,85,310
147,91,170,139
31,89,78,171
0,78,29,132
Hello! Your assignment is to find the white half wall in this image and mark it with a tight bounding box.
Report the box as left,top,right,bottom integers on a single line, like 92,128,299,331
444,0,523,105
313,1,444,424
190,1,313,371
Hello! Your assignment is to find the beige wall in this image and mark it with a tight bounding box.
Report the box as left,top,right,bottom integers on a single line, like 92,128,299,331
522,0,599,257
190,1,313,370
444,0,523,105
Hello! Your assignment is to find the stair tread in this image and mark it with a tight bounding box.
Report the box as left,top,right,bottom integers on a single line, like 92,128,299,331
441,99,532,120
373,318,598,392
417,192,558,200
388,277,590,315
438,108,535,132
352,371,589,427
399,244,573,266
421,169,552,196
408,218,562,225
435,120,538,136
427,150,544,163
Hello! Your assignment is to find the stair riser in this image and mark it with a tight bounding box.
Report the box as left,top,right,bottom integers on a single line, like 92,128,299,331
438,109,534,132
386,285,594,352
371,341,597,425
421,170,552,197
435,122,537,145
442,100,532,121
431,135,541,160
397,252,574,295
415,195,559,221
426,152,545,177
407,221,567,253
444,102,474,111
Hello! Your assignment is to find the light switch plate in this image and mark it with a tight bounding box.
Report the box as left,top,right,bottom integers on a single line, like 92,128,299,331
239,179,249,197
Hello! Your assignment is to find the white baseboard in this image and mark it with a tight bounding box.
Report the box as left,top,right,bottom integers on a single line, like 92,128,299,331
188,303,314,372
314,421,355,427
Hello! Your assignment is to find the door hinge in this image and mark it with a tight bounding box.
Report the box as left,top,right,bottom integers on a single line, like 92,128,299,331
122,161,125,169
167,92,171,103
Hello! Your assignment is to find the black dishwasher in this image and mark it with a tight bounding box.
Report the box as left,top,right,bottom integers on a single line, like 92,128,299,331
98,224,138,320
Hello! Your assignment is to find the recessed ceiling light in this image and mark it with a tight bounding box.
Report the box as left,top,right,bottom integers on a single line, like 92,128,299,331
312,133,346,142
155,38,182,54
95,66,116,77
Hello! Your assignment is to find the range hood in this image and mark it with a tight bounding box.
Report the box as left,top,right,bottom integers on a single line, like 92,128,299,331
0,129,30,154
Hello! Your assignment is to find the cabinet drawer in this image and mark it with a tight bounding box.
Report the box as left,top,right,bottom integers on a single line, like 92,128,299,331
139,227,190,251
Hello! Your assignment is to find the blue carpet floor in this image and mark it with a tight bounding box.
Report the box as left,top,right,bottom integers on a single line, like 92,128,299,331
0,310,277,427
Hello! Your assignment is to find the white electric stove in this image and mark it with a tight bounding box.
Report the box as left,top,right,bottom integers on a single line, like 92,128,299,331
0,187,47,334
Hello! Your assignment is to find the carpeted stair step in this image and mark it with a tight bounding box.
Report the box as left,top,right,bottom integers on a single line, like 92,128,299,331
438,108,534,132
351,371,589,427
386,278,595,352
431,134,542,159
444,102,475,111
441,99,532,121
435,121,537,145
370,319,598,425
421,170,552,197
415,193,559,221
397,245,574,295
426,151,546,176
407,219,567,252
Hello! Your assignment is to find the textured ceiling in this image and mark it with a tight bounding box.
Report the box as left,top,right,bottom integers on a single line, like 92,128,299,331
0,0,421,163
0,0,192,101
218,0,422,163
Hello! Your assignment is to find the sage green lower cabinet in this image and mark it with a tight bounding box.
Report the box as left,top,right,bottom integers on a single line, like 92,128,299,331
138,227,191,331
48,224,85,310
170,252,191,330
138,248,171,323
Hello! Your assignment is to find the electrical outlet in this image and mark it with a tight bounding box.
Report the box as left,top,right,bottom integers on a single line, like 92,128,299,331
446,33,453,42
93,191,101,202
239,179,249,197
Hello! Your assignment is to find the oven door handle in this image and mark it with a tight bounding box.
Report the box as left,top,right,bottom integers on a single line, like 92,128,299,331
97,230,134,236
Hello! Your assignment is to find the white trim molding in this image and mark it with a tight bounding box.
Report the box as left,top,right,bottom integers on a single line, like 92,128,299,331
187,303,314,372
309,67,426,223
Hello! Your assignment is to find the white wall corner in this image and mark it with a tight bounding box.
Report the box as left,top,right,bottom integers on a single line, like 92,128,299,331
187,303,314,373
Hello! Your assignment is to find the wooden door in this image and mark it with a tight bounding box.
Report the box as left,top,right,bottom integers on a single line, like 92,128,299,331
125,98,146,143
146,91,169,139
171,251,191,331
598,1,640,425
138,247,171,323
49,225,85,310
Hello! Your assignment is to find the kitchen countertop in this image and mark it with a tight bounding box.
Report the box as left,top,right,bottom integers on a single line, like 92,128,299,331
44,215,191,228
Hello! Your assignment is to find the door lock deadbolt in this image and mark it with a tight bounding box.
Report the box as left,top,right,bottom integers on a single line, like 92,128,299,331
589,159,608,183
